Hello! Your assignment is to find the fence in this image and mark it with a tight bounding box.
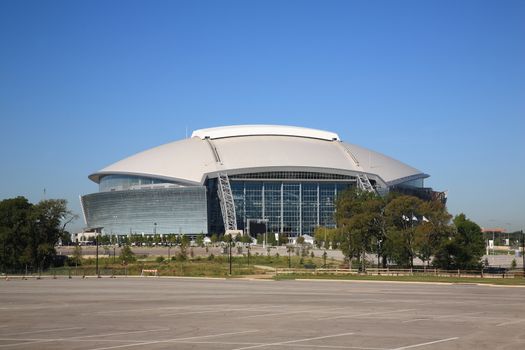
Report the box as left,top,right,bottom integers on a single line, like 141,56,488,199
275,267,520,279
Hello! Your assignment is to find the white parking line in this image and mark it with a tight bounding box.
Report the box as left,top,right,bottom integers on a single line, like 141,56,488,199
0,327,170,348
87,305,197,315
160,305,280,317
0,326,83,337
179,341,385,349
0,337,385,349
84,329,259,350
390,337,458,350
402,311,484,324
238,307,344,319
318,308,416,321
231,331,355,350
496,318,525,327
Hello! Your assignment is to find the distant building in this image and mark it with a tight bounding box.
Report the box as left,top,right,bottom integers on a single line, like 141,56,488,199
81,125,441,236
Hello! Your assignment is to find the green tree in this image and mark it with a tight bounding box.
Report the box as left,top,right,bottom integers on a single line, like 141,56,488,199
336,188,385,270
71,244,83,266
384,195,424,267
195,234,204,247
266,232,277,246
119,245,136,264
413,200,452,266
433,213,485,269
240,234,253,244
313,226,338,249
0,197,76,271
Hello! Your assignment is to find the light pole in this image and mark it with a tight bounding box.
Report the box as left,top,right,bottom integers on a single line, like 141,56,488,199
247,245,251,265
229,236,233,275
113,215,117,244
154,222,157,236
287,245,292,268
377,239,382,268
521,230,524,276
95,234,100,277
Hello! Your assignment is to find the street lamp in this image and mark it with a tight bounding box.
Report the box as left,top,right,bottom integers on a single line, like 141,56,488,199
247,245,251,265
95,233,100,278
113,215,118,244
287,245,292,268
377,238,383,268
228,235,233,275
521,230,524,276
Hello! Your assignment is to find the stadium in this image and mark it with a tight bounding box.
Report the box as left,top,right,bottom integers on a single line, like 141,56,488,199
80,125,441,237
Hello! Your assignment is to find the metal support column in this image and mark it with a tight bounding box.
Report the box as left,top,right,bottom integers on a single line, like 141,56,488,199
299,183,302,236
317,183,320,226
280,182,284,233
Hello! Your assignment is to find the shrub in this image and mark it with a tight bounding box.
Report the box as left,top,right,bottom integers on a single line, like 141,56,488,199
119,245,136,264
156,256,165,263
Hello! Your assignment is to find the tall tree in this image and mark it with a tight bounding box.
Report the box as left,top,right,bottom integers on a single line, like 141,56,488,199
385,195,424,267
336,188,385,270
0,197,76,271
414,200,452,266
433,213,485,269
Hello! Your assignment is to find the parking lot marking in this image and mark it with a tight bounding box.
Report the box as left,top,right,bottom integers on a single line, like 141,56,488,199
85,329,259,350
0,327,170,348
238,307,344,319
230,331,355,350
402,311,484,324
390,337,458,350
160,305,280,317
88,305,197,315
318,308,416,321
496,318,525,327
0,326,83,337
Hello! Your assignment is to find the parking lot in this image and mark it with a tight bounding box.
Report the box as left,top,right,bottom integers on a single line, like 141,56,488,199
1,277,524,349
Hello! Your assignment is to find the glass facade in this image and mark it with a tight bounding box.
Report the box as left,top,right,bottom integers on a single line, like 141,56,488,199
85,172,356,237
99,175,177,192
82,186,208,235
209,172,356,236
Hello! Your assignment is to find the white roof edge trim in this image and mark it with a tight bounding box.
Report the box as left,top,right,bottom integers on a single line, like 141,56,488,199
88,171,202,186
386,173,430,187
191,125,340,141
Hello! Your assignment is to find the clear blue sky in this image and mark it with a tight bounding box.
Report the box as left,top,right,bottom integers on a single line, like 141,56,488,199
1,0,524,232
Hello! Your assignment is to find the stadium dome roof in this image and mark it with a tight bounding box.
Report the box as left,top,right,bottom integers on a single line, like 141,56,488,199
89,125,428,187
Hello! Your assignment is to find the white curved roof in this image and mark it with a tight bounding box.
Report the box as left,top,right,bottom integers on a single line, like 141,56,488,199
192,125,340,141
89,125,428,186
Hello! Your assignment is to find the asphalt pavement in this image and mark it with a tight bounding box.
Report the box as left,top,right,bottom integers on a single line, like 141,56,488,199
0,277,524,349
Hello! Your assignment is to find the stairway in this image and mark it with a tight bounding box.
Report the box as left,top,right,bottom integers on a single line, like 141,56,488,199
217,173,237,231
